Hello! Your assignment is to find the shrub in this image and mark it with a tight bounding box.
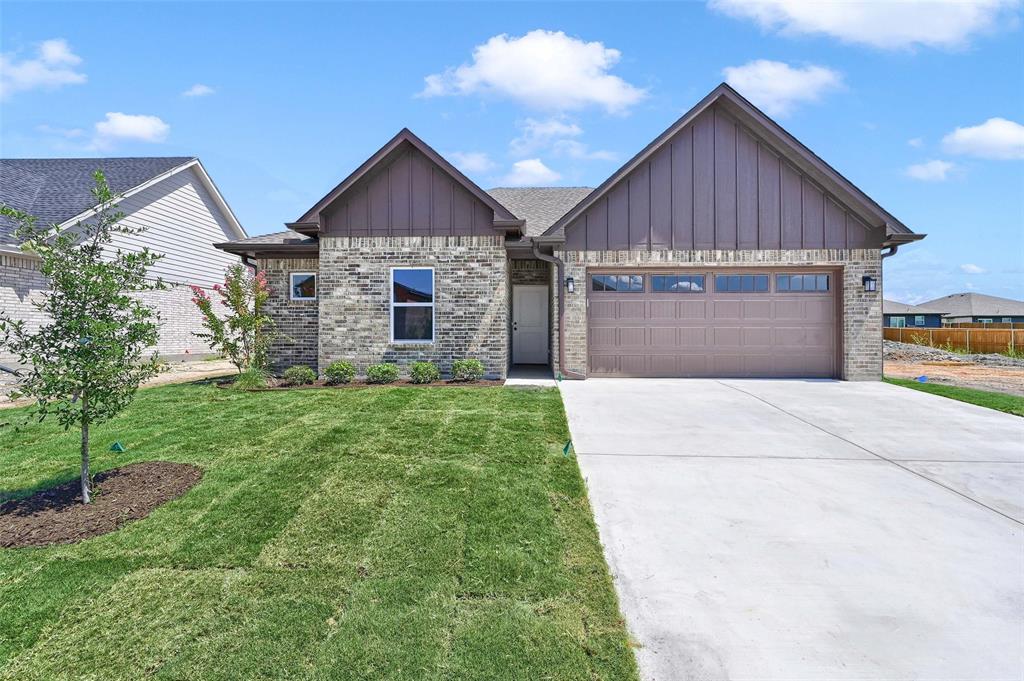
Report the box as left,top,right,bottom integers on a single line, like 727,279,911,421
233,367,268,390
451,358,485,382
324,360,356,385
283,365,317,386
409,361,440,384
366,363,399,384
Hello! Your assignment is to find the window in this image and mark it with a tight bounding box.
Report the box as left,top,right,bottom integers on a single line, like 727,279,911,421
914,315,926,326
391,268,434,343
777,274,829,292
1002,317,1013,323
890,316,906,328
978,318,993,324
715,274,768,293
290,272,316,300
591,274,643,292
652,274,705,293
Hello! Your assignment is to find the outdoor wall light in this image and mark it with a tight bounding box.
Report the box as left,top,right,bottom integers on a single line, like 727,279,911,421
565,276,575,294
862,275,877,292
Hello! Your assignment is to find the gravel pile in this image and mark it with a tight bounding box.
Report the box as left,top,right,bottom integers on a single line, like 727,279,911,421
884,340,1024,368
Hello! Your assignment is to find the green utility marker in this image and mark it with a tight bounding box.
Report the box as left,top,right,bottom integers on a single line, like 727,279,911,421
109,441,126,453
563,440,573,457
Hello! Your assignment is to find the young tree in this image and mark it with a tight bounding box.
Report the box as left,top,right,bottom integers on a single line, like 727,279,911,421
0,172,164,503
191,264,276,374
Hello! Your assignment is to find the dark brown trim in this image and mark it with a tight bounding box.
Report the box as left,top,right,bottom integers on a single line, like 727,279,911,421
285,221,320,236
213,241,319,258
296,128,518,224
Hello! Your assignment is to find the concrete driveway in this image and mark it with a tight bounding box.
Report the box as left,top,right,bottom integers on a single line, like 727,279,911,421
559,379,1024,681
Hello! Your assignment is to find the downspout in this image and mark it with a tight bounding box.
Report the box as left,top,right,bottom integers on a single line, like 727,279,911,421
532,240,586,380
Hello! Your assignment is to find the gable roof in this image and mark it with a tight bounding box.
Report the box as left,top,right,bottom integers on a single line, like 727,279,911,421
0,156,246,246
297,128,520,228
486,187,592,237
919,292,1024,317
883,300,947,315
541,83,922,246
215,229,318,257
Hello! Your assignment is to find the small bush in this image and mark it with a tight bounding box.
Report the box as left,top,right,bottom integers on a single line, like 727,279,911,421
409,361,440,384
283,365,317,386
451,358,485,382
233,367,268,390
366,363,399,384
324,360,356,385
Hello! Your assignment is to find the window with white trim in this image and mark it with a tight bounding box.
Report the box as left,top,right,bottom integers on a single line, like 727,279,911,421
890,316,906,328
290,272,316,300
914,315,926,326
391,267,434,343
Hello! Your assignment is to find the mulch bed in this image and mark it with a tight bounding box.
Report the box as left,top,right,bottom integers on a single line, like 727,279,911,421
217,377,506,391
0,461,203,549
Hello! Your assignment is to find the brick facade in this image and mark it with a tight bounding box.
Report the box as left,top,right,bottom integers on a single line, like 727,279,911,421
315,236,508,378
258,257,320,372
552,248,882,381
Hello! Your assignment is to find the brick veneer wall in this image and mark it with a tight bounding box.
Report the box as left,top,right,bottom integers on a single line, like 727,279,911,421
318,236,508,378
552,249,882,381
258,257,320,372
0,253,48,368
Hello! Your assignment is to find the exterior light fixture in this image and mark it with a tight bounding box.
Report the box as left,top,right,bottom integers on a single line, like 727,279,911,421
862,275,877,292
565,276,575,293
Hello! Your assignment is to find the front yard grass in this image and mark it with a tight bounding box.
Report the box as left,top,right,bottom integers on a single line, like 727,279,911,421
0,383,638,680
884,376,1024,417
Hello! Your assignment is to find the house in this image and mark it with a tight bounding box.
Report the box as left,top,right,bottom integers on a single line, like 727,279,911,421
883,300,946,328
919,292,1024,325
216,83,923,380
1,157,246,366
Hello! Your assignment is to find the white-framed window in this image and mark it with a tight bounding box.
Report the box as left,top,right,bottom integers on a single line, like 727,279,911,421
1002,317,1012,323
290,272,316,300
391,267,434,343
978,318,993,324
914,315,926,326
891,316,906,328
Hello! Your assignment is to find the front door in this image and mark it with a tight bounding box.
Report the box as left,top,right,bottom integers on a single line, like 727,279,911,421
513,285,549,364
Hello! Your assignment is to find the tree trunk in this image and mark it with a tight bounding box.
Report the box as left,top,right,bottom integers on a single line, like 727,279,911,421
80,395,91,504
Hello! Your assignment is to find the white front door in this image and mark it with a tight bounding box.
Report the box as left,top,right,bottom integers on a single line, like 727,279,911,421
513,285,549,364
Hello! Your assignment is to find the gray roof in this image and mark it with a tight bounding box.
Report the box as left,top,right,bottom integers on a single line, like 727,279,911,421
0,157,195,244
220,230,316,247
883,300,947,315
487,187,593,237
919,292,1024,318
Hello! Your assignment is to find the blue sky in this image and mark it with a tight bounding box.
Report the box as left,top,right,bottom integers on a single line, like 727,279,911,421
2,1,1022,303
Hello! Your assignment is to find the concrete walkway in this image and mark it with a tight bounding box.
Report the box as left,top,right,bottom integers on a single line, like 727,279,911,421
559,378,1024,680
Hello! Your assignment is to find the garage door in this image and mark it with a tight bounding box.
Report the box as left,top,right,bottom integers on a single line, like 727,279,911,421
587,270,837,378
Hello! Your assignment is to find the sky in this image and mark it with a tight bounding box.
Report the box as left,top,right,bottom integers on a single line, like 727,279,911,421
1,0,1022,304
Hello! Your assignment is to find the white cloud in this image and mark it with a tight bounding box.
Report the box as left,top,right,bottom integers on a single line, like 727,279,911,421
905,159,955,181
182,83,215,97
722,60,842,116
92,112,170,149
551,139,618,161
449,151,496,174
499,159,562,187
908,137,924,148
960,263,987,274
942,118,1024,160
420,29,646,114
708,0,1018,50
36,124,84,138
509,117,617,162
0,38,86,98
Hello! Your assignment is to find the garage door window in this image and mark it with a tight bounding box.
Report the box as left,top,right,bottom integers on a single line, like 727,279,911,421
592,274,644,292
652,274,705,292
715,274,769,293
777,274,829,292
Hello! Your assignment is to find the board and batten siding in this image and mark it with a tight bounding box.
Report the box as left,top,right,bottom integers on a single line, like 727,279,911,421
321,143,495,237
103,166,241,288
564,105,882,252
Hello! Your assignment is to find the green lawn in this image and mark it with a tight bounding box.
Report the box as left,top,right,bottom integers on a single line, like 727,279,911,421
884,377,1024,417
0,383,639,681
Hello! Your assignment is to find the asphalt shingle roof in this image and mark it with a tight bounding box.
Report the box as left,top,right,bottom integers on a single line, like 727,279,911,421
487,187,593,237
883,300,948,315
0,157,195,244
918,292,1024,318
221,230,317,247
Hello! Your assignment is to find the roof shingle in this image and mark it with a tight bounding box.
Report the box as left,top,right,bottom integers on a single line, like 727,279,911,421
487,187,592,237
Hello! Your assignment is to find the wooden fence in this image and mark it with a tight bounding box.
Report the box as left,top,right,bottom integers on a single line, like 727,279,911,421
884,327,1023,354
943,322,1024,329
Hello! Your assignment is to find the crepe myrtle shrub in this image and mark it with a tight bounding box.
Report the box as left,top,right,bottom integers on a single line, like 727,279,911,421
282,365,316,386
324,360,356,385
191,263,276,374
0,172,165,504
365,362,400,384
450,358,485,382
409,361,440,384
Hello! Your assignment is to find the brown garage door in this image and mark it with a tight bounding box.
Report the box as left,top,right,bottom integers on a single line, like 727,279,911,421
587,270,837,378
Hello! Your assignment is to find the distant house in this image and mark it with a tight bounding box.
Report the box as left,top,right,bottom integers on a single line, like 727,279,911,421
883,300,945,328
0,157,246,366
919,292,1024,324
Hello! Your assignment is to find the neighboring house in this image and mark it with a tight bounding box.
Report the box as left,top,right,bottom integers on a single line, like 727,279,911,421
216,83,923,380
1,157,246,366
919,292,1024,324
883,300,946,328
